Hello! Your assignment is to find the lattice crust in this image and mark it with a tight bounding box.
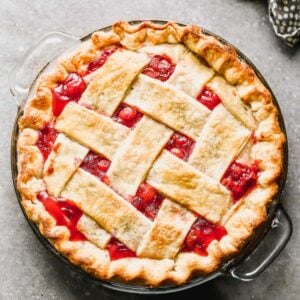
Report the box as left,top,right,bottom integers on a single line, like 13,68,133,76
138,44,187,62
137,199,197,259
43,133,89,197
189,104,251,181
62,169,151,251
147,150,231,223
168,51,215,98
125,74,210,139
206,76,256,129
17,21,285,286
77,215,111,249
107,116,173,195
55,103,129,159
79,50,150,116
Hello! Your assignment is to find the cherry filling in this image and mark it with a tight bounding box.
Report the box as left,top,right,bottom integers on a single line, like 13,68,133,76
142,54,175,81
80,151,111,181
183,217,227,256
166,133,195,161
37,191,85,241
107,237,136,260
51,73,86,116
85,46,118,74
36,125,58,160
196,86,221,110
130,183,164,221
250,131,257,144
112,103,143,128
221,161,259,202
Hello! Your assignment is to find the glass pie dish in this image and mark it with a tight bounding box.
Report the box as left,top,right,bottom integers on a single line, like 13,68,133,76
10,20,292,294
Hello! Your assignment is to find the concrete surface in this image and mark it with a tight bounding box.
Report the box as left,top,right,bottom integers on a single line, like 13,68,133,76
0,0,299,299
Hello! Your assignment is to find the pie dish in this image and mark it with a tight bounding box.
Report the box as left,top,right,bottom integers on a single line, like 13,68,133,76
16,20,285,286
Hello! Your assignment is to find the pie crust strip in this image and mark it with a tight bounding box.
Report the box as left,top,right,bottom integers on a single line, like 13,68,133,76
125,74,210,139
147,150,231,223
107,116,173,195
79,50,150,116
138,44,187,63
168,51,215,98
206,76,256,129
43,133,89,197
55,103,130,160
77,214,111,249
61,168,151,251
137,199,197,259
189,104,251,180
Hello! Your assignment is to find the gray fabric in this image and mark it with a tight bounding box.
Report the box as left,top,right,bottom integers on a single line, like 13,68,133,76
269,0,300,46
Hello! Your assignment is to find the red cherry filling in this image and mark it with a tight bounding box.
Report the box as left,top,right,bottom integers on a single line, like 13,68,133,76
250,131,257,144
107,237,136,260
112,103,143,128
137,183,156,203
196,86,221,110
183,217,227,256
221,161,259,202
142,54,175,81
36,125,58,160
51,73,86,116
85,47,118,74
166,133,195,161
80,151,111,181
37,191,85,241
130,183,164,221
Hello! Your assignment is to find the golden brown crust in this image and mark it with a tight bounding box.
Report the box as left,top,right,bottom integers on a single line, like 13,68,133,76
137,199,197,259
79,49,150,116
188,104,251,181
147,150,231,223
107,116,173,196
55,103,130,160
16,20,285,287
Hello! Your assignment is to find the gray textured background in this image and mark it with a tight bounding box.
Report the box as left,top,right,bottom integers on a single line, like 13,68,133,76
0,0,299,299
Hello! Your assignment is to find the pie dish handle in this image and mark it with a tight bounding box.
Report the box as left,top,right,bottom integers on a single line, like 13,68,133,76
9,31,81,109
228,205,292,281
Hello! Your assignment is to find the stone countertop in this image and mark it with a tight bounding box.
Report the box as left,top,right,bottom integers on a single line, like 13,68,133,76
0,0,299,299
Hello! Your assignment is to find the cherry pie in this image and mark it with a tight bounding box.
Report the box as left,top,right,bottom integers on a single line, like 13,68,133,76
17,21,285,286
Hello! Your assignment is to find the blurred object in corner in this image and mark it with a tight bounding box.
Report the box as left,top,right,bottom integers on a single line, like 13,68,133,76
269,0,300,46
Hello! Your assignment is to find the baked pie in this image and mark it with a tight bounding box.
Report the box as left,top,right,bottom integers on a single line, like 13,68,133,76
17,21,285,286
